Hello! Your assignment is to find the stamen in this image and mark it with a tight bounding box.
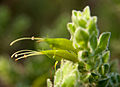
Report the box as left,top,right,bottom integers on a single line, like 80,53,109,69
55,61,58,71
10,37,43,46
11,50,35,58
14,51,36,57
15,52,43,61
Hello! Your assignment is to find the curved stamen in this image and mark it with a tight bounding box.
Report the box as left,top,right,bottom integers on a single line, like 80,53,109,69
11,50,35,58
10,37,44,46
15,52,42,61
14,51,36,58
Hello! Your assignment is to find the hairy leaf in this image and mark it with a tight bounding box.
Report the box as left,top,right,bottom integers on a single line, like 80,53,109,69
87,16,98,36
83,6,90,20
102,51,110,63
95,32,111,54
74,28,89,48
47,79,52,87
89,32,98,52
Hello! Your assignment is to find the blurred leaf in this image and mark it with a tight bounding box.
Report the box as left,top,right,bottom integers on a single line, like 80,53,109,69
97,78,109,87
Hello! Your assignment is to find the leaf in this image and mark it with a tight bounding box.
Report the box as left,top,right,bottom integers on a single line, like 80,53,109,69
83,6,90,20
89,32,98,52
97,78,109,87
41,50,78,62
47,79,52,87
67,23,76,36
54,69,62,86
61,75,76,87
78,61,87,73
78,50,88,60
78,18,87,28
116,74,120,83
98,64,109,75
74,28,89,48
91,73,99,80
54,60,79,87
102,51,110,63
77,11,82,19
67,23,75,40
110,73,118,84
95,32,111,54
87,16,98,36
110,73,120,86
72,10,79,27
44,38,76,52
104,64,110,74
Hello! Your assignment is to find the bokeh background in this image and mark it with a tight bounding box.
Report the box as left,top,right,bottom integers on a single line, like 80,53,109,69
0,0,120,87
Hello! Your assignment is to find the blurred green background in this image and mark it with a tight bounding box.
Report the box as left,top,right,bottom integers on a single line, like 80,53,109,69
0,0,120,87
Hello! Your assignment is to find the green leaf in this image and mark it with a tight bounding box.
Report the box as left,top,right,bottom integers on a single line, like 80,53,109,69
102,51,110,63
78,18,87,28
47,79,52,87
74,28,89,48
44,38,76,52
97,78,109,87
83,6,90,20
67,23,76,40
87,16,98,36
117,74,120,83
54,60,79,87
110,73,118,84
61,75,76,87
89,32,98,52
91,73,99,80
72,10,79,27
78,50,88,60
98,64,109,75
67,23,75,35
41,50,78,62
104,64,110,74
78,61,87,73
77,11,82,19
95,32,111,54
54,69,62,86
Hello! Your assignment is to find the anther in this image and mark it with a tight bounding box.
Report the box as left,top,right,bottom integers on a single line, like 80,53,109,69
15,54,18,57
31,36,35,40
23,54,27,58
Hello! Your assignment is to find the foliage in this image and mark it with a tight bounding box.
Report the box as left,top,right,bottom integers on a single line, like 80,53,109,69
10,6,120,87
